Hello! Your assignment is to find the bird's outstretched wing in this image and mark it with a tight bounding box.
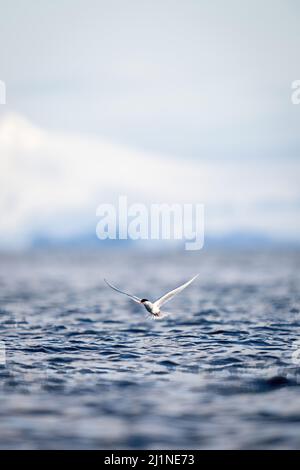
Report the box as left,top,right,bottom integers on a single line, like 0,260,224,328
104,279,141,304
153,274,199,308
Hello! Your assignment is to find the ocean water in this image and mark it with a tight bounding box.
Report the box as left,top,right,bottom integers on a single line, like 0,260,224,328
0,248,300,449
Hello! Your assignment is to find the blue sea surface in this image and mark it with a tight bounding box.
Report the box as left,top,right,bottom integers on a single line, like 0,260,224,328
0,248,300,449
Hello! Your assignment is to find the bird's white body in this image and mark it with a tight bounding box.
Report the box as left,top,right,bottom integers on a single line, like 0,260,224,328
104,274,199,319
142,300,161,316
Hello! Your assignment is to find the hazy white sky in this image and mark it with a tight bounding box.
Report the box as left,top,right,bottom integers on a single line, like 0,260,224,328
0,1,299,247
0,0,299,159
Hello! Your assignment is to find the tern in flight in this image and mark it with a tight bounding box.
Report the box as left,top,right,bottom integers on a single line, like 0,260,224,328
104,274,199,318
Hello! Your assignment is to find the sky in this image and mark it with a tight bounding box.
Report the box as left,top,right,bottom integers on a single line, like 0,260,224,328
0,1,299,248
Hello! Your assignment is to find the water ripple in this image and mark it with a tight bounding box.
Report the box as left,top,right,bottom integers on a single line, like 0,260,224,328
0,249,299,449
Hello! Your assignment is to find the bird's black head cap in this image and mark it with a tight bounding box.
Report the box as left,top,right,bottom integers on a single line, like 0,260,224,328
140,299,148,303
